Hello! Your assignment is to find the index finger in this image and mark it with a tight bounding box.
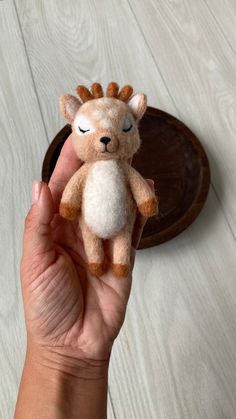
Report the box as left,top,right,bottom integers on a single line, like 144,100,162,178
49,134,83,211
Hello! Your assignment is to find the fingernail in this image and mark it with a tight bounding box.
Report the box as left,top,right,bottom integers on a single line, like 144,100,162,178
32,181,42,204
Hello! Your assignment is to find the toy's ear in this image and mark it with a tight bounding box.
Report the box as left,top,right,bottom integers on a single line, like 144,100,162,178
60,94,82,124
127,93,147,120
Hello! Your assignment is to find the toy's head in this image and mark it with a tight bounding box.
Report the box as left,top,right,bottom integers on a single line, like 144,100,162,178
60,82,147,162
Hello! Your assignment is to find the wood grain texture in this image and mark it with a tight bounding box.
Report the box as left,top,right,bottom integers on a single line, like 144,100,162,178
204,0,236,54
14,0,177,141
1,0,235,418
129,0,236,235
0,2,49,418
108,394,116,419
109,188,236,419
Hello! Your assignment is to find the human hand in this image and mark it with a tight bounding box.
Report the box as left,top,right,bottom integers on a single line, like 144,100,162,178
20,135,151,366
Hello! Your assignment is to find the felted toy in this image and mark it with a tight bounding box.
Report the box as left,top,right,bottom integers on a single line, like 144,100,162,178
59,82,158,278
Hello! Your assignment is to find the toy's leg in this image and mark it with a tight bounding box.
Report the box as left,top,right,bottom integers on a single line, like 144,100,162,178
80,220,105,277
111,229,131,278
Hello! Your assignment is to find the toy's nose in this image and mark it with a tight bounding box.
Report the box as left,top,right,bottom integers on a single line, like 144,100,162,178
100,136,111,145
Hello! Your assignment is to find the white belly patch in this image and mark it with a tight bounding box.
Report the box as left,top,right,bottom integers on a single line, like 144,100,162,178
83,160,127,238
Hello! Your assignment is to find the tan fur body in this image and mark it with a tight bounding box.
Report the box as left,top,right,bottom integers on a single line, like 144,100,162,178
59,82,158,277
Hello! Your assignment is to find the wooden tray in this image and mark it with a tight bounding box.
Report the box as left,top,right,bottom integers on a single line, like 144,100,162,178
42,106,210,249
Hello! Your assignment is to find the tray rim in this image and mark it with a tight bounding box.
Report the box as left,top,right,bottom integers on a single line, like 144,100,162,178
42,106,211,249
138,106,211,248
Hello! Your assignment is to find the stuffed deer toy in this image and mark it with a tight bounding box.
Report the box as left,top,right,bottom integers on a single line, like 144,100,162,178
59,82,158,278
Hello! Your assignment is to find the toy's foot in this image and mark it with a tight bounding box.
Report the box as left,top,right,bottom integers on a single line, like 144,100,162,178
88,262,106,277
112,263,130,278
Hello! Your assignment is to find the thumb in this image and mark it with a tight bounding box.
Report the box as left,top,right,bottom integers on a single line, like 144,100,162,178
21,181,56,280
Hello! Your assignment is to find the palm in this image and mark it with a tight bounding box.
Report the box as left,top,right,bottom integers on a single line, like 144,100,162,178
23,213,132,360
21,136,146,361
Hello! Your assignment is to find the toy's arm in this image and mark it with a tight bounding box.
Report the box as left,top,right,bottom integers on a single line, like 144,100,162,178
124,164,158,217
59,165,87,220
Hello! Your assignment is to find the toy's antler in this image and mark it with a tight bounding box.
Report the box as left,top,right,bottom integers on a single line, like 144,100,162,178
76,82,133,103
117,85,133,102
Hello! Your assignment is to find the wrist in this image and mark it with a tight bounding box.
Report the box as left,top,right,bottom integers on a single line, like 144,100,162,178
15,341,109,419
25,340,110,381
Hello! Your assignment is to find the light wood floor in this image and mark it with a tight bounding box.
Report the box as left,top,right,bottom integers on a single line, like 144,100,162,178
1,1,236,418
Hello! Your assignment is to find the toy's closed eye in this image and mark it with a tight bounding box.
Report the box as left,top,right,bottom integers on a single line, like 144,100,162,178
123,117,133,133
74,115,94,135
78,126,90,133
